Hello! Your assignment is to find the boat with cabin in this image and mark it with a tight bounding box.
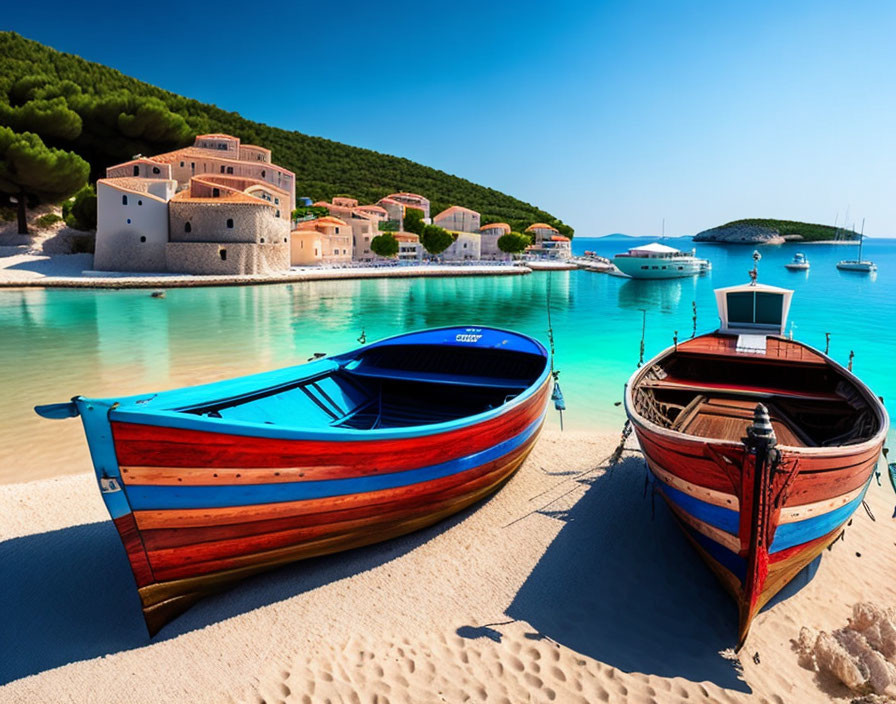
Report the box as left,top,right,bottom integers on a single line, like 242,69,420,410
35,326,551,634
623,256,888,647
612,242,711,279
784,252,810,271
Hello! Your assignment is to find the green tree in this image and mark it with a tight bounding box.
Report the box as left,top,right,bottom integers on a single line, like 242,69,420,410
63,183,97,230
421,224,454,256
291,205,328,222
0,126,89,233
497,232,531,255
402,206,425,235
370,232,399,258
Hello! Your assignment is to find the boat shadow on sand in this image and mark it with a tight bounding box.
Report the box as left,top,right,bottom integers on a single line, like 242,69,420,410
504,455,821,694
0,503,480,685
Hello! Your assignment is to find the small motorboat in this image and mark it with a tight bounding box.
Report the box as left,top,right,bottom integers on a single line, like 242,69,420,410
784,252,810,271
624,259,888,647
36,326,551,634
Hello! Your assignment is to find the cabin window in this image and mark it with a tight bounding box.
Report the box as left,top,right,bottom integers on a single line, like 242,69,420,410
641,266,648,270
226,218,234,229
133,165,139,176
138,200,143,206
727,291,784,328
122,195,128,205
126,218,131,224
212,188,220,198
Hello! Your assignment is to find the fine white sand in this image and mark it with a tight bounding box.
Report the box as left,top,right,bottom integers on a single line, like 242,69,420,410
1,430,894,703
0,251,529,289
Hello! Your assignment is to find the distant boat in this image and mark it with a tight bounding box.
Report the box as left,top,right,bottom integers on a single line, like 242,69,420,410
624,262,888,647
837,219,876,272
35,326,551,634
612,242,711,279
784,252,810,271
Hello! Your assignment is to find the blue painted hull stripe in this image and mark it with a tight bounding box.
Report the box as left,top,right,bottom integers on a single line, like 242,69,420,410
126,413,544,511
770,480,870,553
651,473,741,535
679,519,747,583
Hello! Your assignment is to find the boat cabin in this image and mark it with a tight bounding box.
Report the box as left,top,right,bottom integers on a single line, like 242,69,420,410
629,283,883,448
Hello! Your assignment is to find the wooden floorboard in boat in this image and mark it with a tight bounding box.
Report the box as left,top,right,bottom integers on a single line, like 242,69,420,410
676,333,828,366
680,397,806,446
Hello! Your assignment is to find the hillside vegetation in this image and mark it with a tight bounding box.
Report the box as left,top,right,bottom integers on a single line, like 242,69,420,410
707,218,858,242
0,32,571,236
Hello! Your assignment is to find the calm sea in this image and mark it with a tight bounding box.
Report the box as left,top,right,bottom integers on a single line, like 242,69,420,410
1,236,893,482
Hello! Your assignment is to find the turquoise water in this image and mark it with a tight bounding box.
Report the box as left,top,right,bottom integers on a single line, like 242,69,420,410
1,237,894,482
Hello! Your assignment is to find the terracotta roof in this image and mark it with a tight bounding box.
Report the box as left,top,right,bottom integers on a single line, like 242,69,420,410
171,190,271,206
551,235,570,242
388,192,428,202
434,205,479,219
480,222,511,233
393,232,421,243
191,174,289,198
148,147,294,177
195,133,238,141
526,223,559,233
356,204,388,214
240,144,271,154
378,197,402,206
97,178,172,201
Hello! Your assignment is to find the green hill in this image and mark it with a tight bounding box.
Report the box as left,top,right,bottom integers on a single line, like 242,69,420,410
0,32,571,236
694,218,859,243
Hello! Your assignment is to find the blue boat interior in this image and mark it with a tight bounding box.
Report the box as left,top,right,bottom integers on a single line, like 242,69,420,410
179,341,549,430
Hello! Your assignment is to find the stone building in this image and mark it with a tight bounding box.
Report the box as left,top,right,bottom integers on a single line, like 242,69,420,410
525,223,571,259
314,198,385,262
95,134,296,274
433,205,480,233
479,222,511,260
290,216,353,266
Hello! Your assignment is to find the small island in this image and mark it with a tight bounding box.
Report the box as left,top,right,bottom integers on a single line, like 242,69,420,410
694,218,860,244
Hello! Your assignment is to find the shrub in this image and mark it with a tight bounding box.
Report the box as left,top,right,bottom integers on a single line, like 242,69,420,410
62,184,97,230
35,212,63,228
421,224,454,255
498,232,531,254
370,232,399,258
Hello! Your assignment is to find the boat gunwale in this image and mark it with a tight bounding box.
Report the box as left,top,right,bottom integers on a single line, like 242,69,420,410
623,333,889,457
94,325,553,442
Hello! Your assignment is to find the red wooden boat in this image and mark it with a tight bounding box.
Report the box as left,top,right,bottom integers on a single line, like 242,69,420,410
624,273,888,647
36,326,551,634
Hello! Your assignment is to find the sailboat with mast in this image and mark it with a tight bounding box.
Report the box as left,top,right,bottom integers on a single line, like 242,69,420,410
836,218,876,272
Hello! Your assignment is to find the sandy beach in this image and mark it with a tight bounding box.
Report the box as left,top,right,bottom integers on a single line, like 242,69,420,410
2,430,894,703
0,250,530,289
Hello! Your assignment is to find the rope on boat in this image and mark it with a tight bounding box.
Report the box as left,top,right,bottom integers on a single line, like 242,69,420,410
824,332,831,355
357,328,367,345
545,271,565,429
637,309,647,367
848,350,855,372
608,419,633,467
691,300,697,339
862,500,876,522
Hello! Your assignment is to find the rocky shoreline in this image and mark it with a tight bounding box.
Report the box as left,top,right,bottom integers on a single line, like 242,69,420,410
693,224,796,244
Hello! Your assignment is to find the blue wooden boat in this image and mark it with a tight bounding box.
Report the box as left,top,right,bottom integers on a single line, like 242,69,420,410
36,326,551,634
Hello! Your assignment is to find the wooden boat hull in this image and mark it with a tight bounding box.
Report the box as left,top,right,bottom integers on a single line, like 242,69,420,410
625,333,887,646
39,327,552,634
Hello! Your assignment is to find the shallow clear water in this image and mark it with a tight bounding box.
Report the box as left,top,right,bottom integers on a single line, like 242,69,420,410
1,237,894,482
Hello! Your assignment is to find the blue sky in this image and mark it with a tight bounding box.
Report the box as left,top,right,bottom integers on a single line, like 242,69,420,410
5,1,895,236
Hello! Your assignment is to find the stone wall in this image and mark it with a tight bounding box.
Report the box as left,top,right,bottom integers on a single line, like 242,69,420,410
169,201,289,245
166,241,289,275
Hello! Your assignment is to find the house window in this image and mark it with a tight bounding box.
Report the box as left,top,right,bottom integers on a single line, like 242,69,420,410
191,162,195,171
260,237,265,243
126,218,131,224
133,165,139,176
184,222,192,233
220,166,226,173
180,161,185,168
226,218,234,229
314,248,319,256
152,167,160,175
226,167,233,174
220,248,227,260
217,143,227,150
274,198,279,205
137,200,142,206
275,210,280,218
335,227,339,234
122,195,128,205
212,188,220,197
261,170,266,178
140,236,146,243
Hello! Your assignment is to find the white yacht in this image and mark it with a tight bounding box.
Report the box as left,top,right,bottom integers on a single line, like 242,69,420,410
612,242,711,279
836,230,876,273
